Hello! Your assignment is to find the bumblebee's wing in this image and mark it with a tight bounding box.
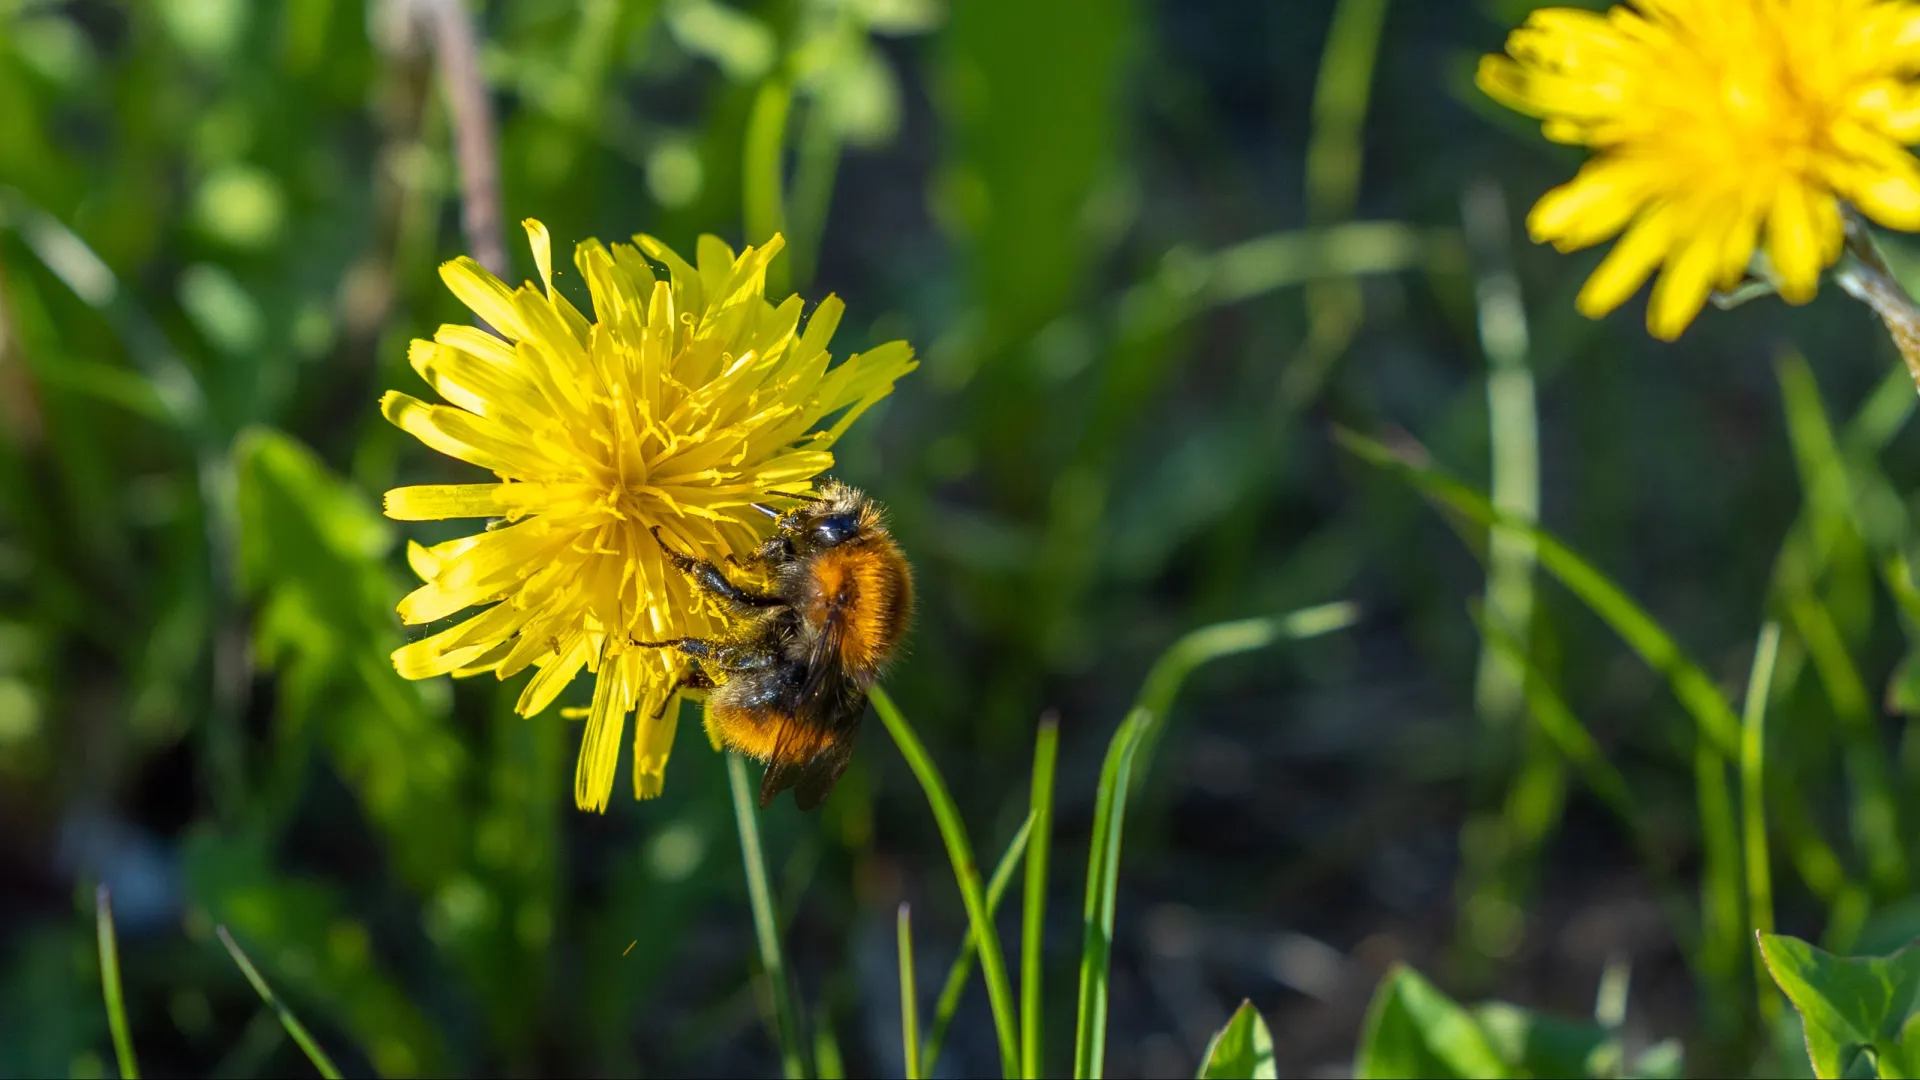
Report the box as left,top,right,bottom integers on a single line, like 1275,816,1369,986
791,733,857,811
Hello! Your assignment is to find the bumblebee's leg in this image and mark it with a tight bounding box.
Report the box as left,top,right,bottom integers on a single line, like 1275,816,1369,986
629,634,781,673
650,662,717,720
651,527,783,610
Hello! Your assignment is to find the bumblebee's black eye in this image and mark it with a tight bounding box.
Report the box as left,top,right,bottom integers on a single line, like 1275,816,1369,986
811,513,860,547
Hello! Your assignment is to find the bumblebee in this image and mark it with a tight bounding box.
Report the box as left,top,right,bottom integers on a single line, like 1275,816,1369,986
636,481,914,808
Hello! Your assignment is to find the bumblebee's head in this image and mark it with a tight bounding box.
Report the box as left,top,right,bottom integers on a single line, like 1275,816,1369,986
754,480,882,553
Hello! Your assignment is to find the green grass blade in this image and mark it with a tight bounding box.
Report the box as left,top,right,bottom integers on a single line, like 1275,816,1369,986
1787,595,1908,896
1776,354,1910,896
920,813,1032,1076
1742,622,1783,1026
743,76,793,297
1474,613,1700,959
1337,428,1743,755
1022,716,1060,1080
870,684,1021,1079
1694,733,1745,1043
1074,603,1360,1080
1344,428,1753,1019
215,926,344,1080
96,886,140,1080
727,752,812,1080
899,903,921,1080
1457,177,1545,966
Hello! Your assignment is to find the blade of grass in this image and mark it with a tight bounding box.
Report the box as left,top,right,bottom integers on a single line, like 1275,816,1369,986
727,752,812,1080
96,886,139,1080
743,76,793,297
1787,594,1907,895
870,684,1021,1079
1075,602,1360,1080
1337,428,1743,755
1694,733,1745,1046
920,814,1032,1076
1457,176,1545,967
1022,716,1060,1080
1776,354,1909,896
899,903,921,1080
1339,428,1751,1037
1474,613,1700,959
1741,622,1783,1026
215,926,343,1080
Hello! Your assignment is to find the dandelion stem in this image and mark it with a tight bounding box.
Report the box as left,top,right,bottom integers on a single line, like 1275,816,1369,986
1837,210,1920,396
407,0,507,277
727,752,812,1080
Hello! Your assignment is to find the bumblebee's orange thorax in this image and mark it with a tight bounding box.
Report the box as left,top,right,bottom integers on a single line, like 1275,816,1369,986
803,538,912,678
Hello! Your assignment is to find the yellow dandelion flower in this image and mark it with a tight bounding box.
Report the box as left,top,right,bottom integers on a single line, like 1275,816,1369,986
382,220,916,811
1478,0,1920,339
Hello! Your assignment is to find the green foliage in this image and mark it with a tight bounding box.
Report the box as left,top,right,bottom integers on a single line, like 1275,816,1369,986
1356,966,1682,1080
1760,933,1920,1079
1357,966,1507,1080
1196,1001,1276,1080
235,427,468,886
22,0,1920,1076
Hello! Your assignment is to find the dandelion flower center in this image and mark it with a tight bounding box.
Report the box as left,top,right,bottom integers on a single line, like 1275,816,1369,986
381,221,915,811
1479,0,1920,338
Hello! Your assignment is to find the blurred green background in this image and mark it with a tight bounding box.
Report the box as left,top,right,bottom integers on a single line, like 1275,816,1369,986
9,0,1920,1075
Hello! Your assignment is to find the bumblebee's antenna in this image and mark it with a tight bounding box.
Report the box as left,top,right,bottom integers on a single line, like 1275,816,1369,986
748,502,782,519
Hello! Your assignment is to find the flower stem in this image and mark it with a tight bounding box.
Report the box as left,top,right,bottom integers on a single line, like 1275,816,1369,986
1838,211,1920,395
727,752,812,1080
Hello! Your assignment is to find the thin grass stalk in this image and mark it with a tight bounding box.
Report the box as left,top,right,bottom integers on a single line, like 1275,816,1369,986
1741,622,1783,1026
726,752,811,1080
1695,739,1746,1046
1458,175,1546,966
96,886,139,1080
1022,717,1059,1080
1337,428,1744,755
869,685,1021,1078
743,76,794,297
898,904,921,1080
1074,604,1360,1079
1475,616,1700,960
1787,595,1908,895
921,815,1031,1076
215,927,343,1080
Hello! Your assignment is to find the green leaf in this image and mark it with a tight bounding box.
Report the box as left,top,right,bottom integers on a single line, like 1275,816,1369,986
1472,1002,1606,1079
1355,966,1508,1080
233,427,467,891
1759,932,1920,1078
1196,1000,1276,1079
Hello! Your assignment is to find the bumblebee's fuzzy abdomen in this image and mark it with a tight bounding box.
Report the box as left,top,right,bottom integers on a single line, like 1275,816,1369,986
801,539,912,678
706,700,822,763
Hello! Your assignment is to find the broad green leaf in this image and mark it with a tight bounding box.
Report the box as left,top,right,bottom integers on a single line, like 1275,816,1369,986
1759,932,1920,1078
1197,1000,1276,1079
1355,966,1508,1079
1473,1002,1606,1079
